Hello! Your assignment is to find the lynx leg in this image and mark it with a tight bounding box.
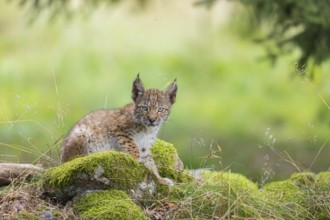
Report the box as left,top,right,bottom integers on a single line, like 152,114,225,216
141,154,174,186
118,136,174,186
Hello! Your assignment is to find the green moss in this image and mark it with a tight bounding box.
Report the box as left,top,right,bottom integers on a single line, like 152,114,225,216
202,171,259,217
172,181,222,218
151,140,194,197
290,172,316,186
74,190,147,220
164,171,328,219
43,151,149,201
162,171,259,219
316,171,330,191
44,151,147,188
151,140,193,183
202,171,258,192
42,140,192,202
253,172,330,219
314,172,330,219
259,179,311,219
262,179,305,203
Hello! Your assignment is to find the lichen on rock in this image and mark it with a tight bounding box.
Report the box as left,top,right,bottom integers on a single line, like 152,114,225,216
74,190,148,220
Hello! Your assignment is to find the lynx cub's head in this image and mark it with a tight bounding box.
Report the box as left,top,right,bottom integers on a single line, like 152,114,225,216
132,75,177,127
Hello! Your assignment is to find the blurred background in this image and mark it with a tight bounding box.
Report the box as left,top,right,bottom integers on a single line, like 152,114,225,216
0,0,329,183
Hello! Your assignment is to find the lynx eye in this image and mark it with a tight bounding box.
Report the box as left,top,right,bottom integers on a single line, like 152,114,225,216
140,106,149,112
158,107,167,112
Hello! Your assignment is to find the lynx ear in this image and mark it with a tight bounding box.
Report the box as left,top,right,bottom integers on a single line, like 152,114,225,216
165,79,178,105
132,74,145,102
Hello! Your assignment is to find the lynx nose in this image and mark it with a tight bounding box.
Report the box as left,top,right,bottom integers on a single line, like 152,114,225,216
148,118,156,124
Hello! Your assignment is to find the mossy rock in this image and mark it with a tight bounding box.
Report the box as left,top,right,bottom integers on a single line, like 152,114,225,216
202,171,259,217
42,140,187,202
290,172,316,187
313,172,330,219
163,171,258,219
151,140,194,197
316,171,330,191
74,190,147,220
152,140,186,182
42,151,149,202
259,178,312,219
254,172,330,219
163,171,330,219
202,171,258,192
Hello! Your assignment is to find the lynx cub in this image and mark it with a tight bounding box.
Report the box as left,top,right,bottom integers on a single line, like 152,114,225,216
61,75,178,186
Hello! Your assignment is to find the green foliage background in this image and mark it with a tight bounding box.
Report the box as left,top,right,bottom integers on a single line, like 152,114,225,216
198,0,330,72
0,1,329,181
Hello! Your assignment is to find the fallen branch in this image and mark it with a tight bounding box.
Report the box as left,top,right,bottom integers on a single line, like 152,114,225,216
0,163,44,186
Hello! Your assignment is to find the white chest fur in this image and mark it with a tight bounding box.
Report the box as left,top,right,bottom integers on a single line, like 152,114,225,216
133,126,159,153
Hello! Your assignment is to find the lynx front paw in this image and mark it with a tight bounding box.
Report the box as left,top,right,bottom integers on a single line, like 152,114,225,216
158,177,174,186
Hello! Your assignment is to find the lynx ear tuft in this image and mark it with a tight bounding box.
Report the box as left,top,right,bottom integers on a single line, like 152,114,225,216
165,79,178,105
132,74,145,102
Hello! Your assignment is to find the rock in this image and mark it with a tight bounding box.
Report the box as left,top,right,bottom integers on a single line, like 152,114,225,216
151,140,191,183
161,171,259,219
42,151,149,202
256,171,329,219
290,172,316,186
259,178,309,219
155,170,330,219
201,171,258,192
42,140,191,203
38,141,330,219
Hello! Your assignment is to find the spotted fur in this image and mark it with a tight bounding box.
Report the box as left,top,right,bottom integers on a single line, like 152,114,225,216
61,75,177,186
